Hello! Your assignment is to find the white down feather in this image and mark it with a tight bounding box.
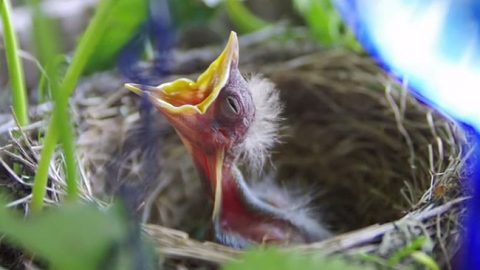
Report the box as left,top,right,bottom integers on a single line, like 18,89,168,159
238,75,284,171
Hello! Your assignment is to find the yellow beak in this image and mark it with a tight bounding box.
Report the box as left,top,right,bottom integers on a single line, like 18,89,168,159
125,31,239,115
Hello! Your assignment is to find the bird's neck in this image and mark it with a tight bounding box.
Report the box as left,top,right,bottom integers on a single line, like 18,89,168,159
189,146,249,209
190,146,309,246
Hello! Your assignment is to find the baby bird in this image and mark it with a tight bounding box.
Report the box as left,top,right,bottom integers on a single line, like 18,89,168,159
125,32,330,248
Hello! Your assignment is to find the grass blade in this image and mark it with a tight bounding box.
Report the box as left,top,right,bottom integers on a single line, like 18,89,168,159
31,0,118,211
29,0,79,210
63,0,117,97
1,0,29,126
31,119,58,212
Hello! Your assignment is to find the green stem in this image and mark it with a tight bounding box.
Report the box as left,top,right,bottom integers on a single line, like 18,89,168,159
1,0,29,126
57,0,118,198
52,89,79,202
63,0,115,97
31,0,117,210
31,116,58,213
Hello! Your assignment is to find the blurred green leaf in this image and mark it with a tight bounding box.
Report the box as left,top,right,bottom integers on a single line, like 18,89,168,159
170,0,218,27
224,0,270,34
357,253,390,267
0,201,127,270
410,252,440,270
85,0,148,72
224,249,374,270
293,0,361,51
294,0,338,45
388,236,433,267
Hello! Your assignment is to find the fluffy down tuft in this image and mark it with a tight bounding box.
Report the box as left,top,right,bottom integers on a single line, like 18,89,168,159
238,75,284,171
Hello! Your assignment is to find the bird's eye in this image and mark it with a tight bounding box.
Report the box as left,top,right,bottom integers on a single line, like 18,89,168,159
224,95,240,115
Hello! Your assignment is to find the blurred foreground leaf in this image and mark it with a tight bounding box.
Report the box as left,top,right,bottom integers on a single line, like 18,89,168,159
224,249,374,270
85,0,148,72
0,201,128,270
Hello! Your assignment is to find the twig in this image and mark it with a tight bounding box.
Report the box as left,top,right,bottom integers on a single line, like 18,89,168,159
143,197,467,263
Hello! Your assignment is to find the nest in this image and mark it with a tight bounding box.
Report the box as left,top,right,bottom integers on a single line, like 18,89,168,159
0,33,472,269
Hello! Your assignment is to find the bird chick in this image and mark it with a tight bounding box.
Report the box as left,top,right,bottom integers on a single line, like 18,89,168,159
125,32,331,248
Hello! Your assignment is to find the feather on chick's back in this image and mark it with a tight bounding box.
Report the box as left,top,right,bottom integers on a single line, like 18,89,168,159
241,75,332,241
238,75,284,172
251,175,332,241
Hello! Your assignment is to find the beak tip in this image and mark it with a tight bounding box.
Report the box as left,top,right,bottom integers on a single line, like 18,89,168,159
228,31,239,60
124,83,144,96
229,31,238,41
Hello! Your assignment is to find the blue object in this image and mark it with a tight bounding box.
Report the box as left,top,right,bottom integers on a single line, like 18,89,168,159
333,0,480,268
118,0,174,85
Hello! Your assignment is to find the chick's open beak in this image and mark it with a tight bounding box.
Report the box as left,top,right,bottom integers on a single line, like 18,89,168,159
124,31,238,115
125,31,240,221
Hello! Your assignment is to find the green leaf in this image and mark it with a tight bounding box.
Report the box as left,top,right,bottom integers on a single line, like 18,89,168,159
224,0,270,34
170,0,218,28
0,201,128,270
293,0,338,45
85,0,148,72
224,249,373,270
387,236,434,267
410,251,440,270
293,0,362,51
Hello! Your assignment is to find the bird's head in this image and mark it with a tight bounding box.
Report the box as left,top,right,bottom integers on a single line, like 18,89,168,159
126,32,254,154
125,32,281,219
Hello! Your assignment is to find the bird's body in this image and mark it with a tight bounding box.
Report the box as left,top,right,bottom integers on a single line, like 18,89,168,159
213,166,330,247
126,32,330,247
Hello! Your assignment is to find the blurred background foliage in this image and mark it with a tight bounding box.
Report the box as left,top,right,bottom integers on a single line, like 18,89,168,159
84,0,149,72
0,0,361,93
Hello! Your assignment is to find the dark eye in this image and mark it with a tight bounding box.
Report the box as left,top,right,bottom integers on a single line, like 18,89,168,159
224,95,240,115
